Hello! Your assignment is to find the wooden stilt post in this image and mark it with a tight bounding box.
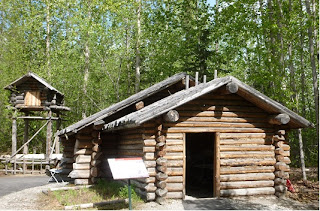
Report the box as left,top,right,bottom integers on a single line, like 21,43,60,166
46,110,53,162
23,113,29,172
55,112,61,154
12,110,17,158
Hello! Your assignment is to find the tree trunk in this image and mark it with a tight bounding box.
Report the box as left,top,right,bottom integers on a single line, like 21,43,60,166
305,0,319,138
46,0,50,79
135,0,141,93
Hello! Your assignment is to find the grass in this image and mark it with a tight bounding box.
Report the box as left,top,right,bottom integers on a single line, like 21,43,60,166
38,179,143,210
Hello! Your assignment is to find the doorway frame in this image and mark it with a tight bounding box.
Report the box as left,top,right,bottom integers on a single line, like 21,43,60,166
183,132,220,198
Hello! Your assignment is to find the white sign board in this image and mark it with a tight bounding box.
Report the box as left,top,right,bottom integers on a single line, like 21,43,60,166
108,157,149,180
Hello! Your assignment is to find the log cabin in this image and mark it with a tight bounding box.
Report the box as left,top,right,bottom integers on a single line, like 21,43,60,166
4,71,70,161
57,73,312,202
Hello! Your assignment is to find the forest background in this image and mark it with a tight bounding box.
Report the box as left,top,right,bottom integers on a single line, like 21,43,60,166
0,0,318,168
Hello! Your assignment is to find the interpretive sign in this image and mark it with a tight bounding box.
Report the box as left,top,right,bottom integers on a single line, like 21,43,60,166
108,157,149,180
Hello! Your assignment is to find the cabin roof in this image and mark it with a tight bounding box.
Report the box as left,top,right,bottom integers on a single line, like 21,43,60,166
4,71,64,97
57,72,191,136
103,76,313,131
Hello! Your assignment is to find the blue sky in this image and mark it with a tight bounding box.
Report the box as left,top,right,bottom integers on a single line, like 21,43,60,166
207,0,216,7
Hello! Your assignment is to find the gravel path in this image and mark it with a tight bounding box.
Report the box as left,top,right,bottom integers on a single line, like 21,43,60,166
0,181,65,210
0,175,48,197
0,175,318,210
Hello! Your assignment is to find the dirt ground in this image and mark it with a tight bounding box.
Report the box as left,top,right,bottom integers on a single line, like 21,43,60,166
0,167,318,210
287,167,319,204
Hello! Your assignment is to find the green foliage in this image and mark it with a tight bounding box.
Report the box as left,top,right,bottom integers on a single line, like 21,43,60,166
0,0,318,167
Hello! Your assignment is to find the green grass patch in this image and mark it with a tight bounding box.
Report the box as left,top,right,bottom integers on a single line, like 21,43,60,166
46,179,142,210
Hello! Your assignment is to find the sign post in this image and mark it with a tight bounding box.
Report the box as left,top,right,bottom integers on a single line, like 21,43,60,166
108,157,149,210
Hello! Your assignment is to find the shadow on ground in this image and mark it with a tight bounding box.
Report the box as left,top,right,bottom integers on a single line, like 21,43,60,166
182,197,319,210
182,198,270,210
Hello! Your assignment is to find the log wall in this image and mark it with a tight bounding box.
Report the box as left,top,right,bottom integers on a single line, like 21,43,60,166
142,92,281,198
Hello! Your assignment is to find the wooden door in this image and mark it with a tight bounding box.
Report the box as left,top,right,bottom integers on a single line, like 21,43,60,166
25,91,41,106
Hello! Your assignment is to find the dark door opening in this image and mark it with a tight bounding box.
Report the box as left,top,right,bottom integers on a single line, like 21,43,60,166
186,133,215,198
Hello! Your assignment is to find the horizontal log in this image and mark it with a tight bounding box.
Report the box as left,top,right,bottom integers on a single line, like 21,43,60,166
166,139,183,145
178,111,268,118
156,197,166,205
178,116,268,124
135,101,144,110
157,165,167,172
144,160,156,168
63,146,74,152
167,176,183,183
167,160,183,167
69,170,90,179
220,133,273,139
220,173,275,182
73,163,91,170
156,188,168,197
144,153,155,160
220,145,275,151
143,146,155,152
74,179,91,185
220,166,275,175
165,192,183,199
156,172,168,181
148,167,156,176
156,181,167,189
136,177,155,184
118,144,143,150
274,178,286,186
75,139,93,149
156,135,166,143
134,189,155,201
131,180,157,192
220,158,276,166
282,144,290,151
163,110,179,122
275,162,287,171
166,122,273,129
274,171,289,179
167,167,183,176
156,157,167,166
167,127,272,133
220,187,275,196
157,150,167,157
164,152,183,160
166,183,183,191
74,148,93,155
166,145,184,152
90,167,98,177
275,148,284,155
186,99,254,106
284,157,291,164
144,139,156,146
118,150,143,157
220,180,274,189
220,138,272,145
156,142,165,150
220,151,274,159
165,133,183,139
75,155,91,164
268,114,290,125
177,104,264,113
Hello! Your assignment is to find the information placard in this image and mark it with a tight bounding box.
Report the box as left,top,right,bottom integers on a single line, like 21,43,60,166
108,157,149,180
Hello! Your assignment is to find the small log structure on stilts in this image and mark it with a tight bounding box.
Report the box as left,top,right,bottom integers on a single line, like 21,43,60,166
2,72,70,175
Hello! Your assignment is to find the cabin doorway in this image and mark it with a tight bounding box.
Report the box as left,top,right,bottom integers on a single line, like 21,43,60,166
185,133,215,198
